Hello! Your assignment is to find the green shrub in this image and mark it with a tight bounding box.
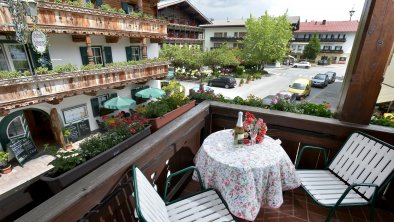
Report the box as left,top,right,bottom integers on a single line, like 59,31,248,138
235,66,245,76
35,67,53,75
370,115,394,128
53,64,78,73
239,79,245,86
100,4,117,13
0,71,24,79
81,64,102,71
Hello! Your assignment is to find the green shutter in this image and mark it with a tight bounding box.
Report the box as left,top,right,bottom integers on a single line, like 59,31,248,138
95,0,103,7
79,47,88,65
104,47,113,64
125,47,132,61
121,2,129,14
90,98,100,117
28,44,52,70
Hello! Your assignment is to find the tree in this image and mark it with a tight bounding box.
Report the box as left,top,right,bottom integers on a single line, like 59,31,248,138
202,45,240,76
241,11,293,71
303,34,321,61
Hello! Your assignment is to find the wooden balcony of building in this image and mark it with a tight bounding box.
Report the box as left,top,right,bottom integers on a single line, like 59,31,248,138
320,49,344,54
0,1,168,38
0,61,169,114
290,38,347,43
14,101,394,221
210,36,244,42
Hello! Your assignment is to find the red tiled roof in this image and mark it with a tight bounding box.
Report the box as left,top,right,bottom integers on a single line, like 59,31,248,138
295,20,359,33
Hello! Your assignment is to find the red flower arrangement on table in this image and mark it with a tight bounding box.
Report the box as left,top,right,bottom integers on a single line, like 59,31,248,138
243,112,268,145
101,112,148,135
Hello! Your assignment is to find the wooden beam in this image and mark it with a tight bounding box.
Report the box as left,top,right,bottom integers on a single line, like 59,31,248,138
85,35,94,65
105,36,119,43
337,0,394,124
71,35,86,42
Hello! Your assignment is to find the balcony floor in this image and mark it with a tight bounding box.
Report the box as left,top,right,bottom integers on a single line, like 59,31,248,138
182,181,394,222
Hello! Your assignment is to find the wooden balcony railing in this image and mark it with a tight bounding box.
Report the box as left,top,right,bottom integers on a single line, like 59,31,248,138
0,62,169,112
0,1,168,38
210,36,244,42
320,49,344,53
16,101,394,221
291,37,346,43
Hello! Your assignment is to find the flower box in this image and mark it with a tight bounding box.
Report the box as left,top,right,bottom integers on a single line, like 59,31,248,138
40,126,151,194
149,100,196,132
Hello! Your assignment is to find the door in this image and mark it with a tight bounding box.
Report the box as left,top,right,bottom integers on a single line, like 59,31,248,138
50,108,65,147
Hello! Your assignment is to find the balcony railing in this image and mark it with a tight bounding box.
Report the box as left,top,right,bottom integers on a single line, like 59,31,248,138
320,49,344,53
0,61,169,112
210,37,244,42
15,101,394,221
291,37,346,42
0,1,168,38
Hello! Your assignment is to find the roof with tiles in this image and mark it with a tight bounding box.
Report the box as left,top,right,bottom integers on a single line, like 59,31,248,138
296,20,359,33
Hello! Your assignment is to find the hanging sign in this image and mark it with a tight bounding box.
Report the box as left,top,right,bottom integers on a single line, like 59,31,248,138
31,30,47,54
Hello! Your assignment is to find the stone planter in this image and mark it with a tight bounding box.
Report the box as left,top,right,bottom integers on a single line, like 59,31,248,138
149,101,196,132
40,126,151,194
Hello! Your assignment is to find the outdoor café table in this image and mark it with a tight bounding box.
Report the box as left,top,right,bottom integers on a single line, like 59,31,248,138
194,129,301,221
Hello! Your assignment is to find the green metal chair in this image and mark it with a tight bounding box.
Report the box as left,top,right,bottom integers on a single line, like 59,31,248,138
132,165,237,222
296,132,394,222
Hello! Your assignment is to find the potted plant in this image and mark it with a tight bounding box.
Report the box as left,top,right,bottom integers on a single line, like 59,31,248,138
41,113,151,193
0,151,12,174
62,128,73,150
140,93,195,132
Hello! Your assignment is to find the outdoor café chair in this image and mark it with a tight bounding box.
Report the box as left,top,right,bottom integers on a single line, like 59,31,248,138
295,132,394,222
132,165,237,222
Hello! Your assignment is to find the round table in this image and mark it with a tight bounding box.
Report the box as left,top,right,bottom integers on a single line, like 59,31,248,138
194,129,301,221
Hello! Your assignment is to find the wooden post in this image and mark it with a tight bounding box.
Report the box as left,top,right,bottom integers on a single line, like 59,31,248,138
337,0,394,124
142,37,147,59
86,35,94,65
137,0,143,13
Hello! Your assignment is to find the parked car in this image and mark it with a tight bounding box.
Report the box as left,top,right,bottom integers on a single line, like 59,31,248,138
318,60,329,65
311,73,329,88
293,61,311,68
325,71,336,83
208,77,236,88
262,91,296,108
288,78,312,100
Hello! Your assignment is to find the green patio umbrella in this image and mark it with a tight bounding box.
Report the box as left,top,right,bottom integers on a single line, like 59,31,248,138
103,96,136,110
135,88,165,99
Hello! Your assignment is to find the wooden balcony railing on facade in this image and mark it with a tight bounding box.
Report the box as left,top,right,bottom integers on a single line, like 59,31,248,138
0,1,168,38
0,62,170,113
16,101,394,222
320,49,344,53
210,36,244,42
291,38,346,43
164,37,204,44
168,23,204,32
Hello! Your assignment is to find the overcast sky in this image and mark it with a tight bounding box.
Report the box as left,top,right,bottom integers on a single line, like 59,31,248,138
183,0,366,22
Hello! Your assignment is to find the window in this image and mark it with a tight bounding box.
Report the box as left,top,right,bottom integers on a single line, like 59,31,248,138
331,34,334,39
297,45,303,50
318,34,321,38
0,46,9,71
325,34,329,38
62,104,89,125
127,4,135,13
234,32,238,37
308,34,312,38
126,46,141,61
323,46,332,50
97,94,109,108
339,57,347,61
7,44,30,72
121,2,136,14
233,43,244,48
239,32,246,38
7,116,26,139
91,47,103,65
343,34,346,39
335,46,342,50
213,43,222,48
214,32,223,37
337,34,340,39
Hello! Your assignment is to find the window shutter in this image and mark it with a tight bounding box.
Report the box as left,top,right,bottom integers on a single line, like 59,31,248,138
121,2,129,14
90,98,100,117
103,47,113,64
79,47,89,65
95,0,103,7
28,44,52,70
125,47,132,61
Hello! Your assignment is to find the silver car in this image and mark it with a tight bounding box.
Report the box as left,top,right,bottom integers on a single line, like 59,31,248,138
311,73,329,88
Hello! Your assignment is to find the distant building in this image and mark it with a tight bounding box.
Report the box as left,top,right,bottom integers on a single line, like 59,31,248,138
290,20,359,64
201,16,300,51
158,0,211,47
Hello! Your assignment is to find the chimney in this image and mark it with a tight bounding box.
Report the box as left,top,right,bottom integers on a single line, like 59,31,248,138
322,20,326,25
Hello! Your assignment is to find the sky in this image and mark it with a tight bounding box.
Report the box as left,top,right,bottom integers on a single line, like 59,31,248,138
181,0,366,22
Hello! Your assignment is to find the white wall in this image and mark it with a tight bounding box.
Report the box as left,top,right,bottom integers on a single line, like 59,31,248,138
48,34,158,68
203,26,247,50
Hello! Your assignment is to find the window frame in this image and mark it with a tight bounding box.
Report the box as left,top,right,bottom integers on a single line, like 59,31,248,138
62,104,89,125
7,116,26,139
91,46,104,65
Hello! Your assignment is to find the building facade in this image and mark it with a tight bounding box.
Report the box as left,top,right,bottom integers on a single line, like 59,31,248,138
158,0,210,47
0,0,168,152
202,16,300,51
290,20,359,64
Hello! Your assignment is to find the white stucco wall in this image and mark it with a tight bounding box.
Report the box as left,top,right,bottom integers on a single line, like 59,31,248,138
203,26,247,50
47,34,157,68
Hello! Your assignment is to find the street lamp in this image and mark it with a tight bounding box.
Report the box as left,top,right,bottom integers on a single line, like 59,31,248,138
349,8,355,21
6,0,38,44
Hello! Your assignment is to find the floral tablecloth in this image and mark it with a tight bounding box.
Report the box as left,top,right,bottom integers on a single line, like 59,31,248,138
194,129,301,221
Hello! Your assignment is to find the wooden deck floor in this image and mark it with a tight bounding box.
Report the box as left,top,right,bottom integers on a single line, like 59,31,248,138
182,181,394,222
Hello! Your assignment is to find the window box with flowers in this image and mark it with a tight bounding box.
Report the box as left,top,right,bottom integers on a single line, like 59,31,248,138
138,95,196,132
40,113,151,193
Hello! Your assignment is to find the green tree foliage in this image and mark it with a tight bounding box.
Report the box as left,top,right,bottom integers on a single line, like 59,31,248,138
303,34,321,60
202,45,240,74
241,11,293,71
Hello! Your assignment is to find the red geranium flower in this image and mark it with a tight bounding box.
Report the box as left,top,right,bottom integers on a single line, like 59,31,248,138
243,138,250,144
129,128,136,134
256,135,263,144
